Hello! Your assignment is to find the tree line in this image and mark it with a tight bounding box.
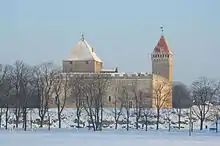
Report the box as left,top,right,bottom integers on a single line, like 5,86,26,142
0,60,220,132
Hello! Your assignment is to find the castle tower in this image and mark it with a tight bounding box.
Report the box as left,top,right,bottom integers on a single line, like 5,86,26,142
151,27,173,82
63,33,103,73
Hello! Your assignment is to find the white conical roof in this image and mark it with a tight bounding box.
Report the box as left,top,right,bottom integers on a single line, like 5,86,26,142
67,37,102,62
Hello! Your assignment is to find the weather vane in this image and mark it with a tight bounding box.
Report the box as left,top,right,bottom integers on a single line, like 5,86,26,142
81,32,84,40
160,25,164,34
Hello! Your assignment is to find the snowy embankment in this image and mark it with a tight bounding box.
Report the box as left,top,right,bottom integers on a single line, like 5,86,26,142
0,108,217,130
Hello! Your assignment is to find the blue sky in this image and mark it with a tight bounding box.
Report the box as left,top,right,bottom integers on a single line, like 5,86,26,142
0,0,220,84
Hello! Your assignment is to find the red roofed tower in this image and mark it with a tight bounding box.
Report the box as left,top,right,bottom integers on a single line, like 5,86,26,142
151,26,173,82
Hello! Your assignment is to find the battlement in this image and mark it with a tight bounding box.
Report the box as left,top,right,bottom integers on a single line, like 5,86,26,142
61,72,152,79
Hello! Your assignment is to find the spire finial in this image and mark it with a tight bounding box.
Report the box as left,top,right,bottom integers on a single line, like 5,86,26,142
160,25,164,35
81,32,84,41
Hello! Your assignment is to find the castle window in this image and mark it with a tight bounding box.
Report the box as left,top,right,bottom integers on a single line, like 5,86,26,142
85,61,89,64
168,55,169,58
129,101,132,108
69,61,72,64
108,96,111,102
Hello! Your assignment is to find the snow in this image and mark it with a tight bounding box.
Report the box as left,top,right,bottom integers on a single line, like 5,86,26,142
0,108,217,130
0,108,220,146
0,129,219,146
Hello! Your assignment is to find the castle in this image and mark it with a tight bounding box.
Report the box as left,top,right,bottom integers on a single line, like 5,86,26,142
0,29,192,109
61,30,173,109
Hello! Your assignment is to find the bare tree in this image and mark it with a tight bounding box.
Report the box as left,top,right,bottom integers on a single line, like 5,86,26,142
132,85,144,130
139,91,153,131
118,84,132,131
0,64,9,128
153,77,172,130
142,108,153,131
173,96,184,130
10,60,32,129
209,103,220,133
33,63,55,128
163,109,172,132
0,64,8,91
191,77,220,130
202,87,220,133
18,63,35,131
53,71,69,128
175,108,182,129
112,85,125,130
173,89,183,130
69,75,85,128
172,82,191,130
184,108,197,132
1,61,37,131
0,65,14,130
83,73,111,131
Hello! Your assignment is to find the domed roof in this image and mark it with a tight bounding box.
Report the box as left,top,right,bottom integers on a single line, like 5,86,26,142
67,35,102,62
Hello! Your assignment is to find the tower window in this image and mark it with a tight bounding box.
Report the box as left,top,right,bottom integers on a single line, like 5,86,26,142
108,96,111,102
69,61,72,64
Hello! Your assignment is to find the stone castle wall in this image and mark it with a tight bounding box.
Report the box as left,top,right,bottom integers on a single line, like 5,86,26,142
48,73,172,109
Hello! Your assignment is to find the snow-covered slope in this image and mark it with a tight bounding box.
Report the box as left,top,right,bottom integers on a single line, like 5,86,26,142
0,107,217,131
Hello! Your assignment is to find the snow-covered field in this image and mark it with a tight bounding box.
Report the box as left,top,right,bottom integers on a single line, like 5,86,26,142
0,108,220,146
0,129,219,146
